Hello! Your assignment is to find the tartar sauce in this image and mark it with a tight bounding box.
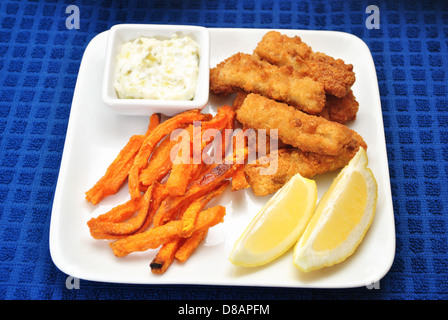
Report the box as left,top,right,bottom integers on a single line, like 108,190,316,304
114,34,200,100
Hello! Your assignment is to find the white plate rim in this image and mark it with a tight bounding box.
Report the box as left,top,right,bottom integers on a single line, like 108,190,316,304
49,27,396,289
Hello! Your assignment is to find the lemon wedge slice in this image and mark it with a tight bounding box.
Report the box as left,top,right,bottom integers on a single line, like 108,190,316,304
229,173,317,267
293,148,377,272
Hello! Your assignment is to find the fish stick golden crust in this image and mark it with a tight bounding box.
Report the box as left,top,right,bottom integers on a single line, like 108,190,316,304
254,31,356,98
317,89,359,124
235,93,359,156
245,134,367,197
210,52,326,115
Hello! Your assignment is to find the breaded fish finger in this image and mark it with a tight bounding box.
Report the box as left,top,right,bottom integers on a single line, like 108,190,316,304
210,53,326,115
254,31,356,98
317,89,359,124
245,136,367,197
235,93,359,156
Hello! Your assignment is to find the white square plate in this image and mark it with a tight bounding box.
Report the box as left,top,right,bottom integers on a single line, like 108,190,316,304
50,28,395,288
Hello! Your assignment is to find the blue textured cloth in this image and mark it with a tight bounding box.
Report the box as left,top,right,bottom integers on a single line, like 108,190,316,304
0,0,447,300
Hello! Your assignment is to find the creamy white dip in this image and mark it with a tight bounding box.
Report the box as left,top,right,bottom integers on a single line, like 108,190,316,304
114,34,200,100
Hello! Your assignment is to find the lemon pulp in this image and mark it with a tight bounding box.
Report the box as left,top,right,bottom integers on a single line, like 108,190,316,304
293,148,377,272
229,173,317,267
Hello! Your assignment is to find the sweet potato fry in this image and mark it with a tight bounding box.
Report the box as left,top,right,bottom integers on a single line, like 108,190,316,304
180,180,229,237
128,109,206,199
175,229,208,263
202,105,235,131
88,225,130,240
85,114,161,205
135,181,169,234
186,163,206,184
110,205,226,257
162,106,236,196
153,163,240,227
150,236,185,274
165,161,195,196
87,183,155,239
88,198,141,224
138,136,178,188
87,202,140,239
231,166,250,191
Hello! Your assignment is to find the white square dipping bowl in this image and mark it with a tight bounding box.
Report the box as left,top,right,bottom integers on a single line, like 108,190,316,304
102,24,210,116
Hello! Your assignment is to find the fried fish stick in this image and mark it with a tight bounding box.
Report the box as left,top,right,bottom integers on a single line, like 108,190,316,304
254,31,356,98
317,89,359,124
236,93,358,156
245,139,367,197
210,53,326,115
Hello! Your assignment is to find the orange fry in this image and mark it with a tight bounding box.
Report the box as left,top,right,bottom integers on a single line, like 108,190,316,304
231,166,250,191
110,205,226,257
135,182,169,233
87,183,155,239
165,162,196,196
180,180,229,237
150,236,185,274
85,114,161,205
153,162,240,227
88,198,141,224
128,109,206,199
84,139,139,205
138,136,177,188
175,229,208,263
201,105,235,131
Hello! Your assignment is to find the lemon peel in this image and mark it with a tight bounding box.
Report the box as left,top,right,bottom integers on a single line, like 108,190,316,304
293,148,377,272
229,173,317,267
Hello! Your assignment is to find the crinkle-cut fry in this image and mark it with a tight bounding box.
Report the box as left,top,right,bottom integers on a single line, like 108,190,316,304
175,229,208,263
110,205,226,257
150,236,185,275
85,114,161,205
180,180,229,238
128,109,206,200
153,162,240,227
87,183,155,239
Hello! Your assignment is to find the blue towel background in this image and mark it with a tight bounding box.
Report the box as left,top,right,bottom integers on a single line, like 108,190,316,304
0,0,447,300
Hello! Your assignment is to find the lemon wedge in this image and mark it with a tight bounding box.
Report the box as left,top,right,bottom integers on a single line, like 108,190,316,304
229,173,317,267
293,148,377,272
